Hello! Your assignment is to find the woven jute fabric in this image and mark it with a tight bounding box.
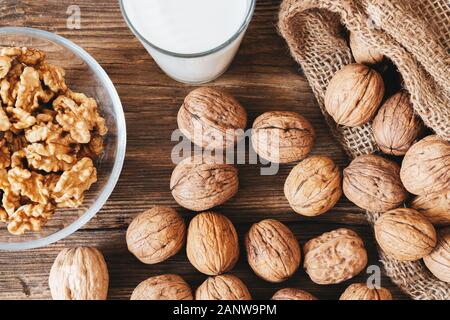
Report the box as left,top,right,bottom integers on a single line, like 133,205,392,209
278,0,450,300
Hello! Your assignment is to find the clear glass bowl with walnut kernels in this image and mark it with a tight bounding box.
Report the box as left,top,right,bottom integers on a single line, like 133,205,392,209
0,27,126,251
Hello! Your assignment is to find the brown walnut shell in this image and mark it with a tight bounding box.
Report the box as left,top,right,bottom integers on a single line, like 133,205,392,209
126,207,186,264
251,111,315,163
178,87,247,150
245,219,301,283
374,208,437,261
411,190,450,225
343,154,408,212
349,32,384,65
339,283,393,300
303,228,368,285
170,155,239,211
130,274,193,300
324,64,385,127
284,155,342,216
372,92,423,156
49,247,109,300
423,228,450,283
186,212,239,276
271,288,318,300
195,274,252,300
400,135,450,195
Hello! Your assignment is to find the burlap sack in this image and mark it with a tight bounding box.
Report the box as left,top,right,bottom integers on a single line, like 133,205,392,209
278,0,450,300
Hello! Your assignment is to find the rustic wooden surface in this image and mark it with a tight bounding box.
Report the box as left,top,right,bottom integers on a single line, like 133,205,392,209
0,0,408,300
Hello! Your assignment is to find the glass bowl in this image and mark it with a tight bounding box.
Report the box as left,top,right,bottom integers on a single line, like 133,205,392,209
0,27,126,251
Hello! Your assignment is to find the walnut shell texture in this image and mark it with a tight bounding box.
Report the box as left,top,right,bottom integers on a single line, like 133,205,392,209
170,155,239,211
126,207,185,264
372,92,423,156
251,111,315,163
303,228,368,285
375,208,437,261
343,154,408,212
177,87,247,150
271,288,318,300
195,274,252,300
349,32,384,65
423,228,450,283
186,212,239,276
49,247,109,300
130,274,193,300
284,155,342,216
324,64,385,127
411,190,450,225
400,135,450,195
339,283,393,300
245,219,301,283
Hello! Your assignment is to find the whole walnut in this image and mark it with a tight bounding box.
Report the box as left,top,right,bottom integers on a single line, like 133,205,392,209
284,155,342,216
177,87,247,150
251,111,315,163
349,32,384,65
195,274,252,300
411,190,450,225
343,154,408,212
400,135,450,195
375,208,437,261
325,64,385,127
126,207,185,264
339,283,393,300
372,92,423,156
303,228,368,285
49,247,109,300
170,155,239,211
130,274,193,300
423,228,450,283
245,219,301,283
186,212,239,275
271,288,317,300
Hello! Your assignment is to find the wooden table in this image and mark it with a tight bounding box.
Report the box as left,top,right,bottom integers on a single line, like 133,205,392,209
0,0,408,300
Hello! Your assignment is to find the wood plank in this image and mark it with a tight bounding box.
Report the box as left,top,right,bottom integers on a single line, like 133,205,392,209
0,0,409,300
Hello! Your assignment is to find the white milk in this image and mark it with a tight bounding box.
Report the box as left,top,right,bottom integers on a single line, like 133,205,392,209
121,0,254,83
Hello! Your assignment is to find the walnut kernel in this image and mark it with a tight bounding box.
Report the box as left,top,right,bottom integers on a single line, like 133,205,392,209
0,47,107,235
52,157,97,208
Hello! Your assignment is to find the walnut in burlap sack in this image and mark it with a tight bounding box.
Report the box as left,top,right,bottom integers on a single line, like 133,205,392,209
278,0,450,300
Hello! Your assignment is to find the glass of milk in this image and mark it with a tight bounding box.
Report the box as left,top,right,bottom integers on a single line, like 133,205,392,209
120,0,256,84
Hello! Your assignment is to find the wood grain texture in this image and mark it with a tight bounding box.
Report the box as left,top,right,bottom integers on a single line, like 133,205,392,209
0,0,408,300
